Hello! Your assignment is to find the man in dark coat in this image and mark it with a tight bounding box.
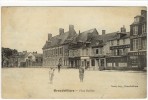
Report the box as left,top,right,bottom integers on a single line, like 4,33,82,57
57,63,61,73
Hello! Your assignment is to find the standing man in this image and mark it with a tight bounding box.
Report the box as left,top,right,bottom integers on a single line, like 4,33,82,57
57,63,61,73
58,58,62,73
79,67,85,82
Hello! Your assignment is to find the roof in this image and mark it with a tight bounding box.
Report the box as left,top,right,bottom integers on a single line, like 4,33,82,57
18,52,31,58
33,53,43,57
99,32,117,43
108,32,130,41
43,30,77,49
76,28,99,43
18,52,43,58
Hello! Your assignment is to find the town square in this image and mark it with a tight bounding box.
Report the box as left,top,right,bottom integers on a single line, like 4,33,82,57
2,68,146,99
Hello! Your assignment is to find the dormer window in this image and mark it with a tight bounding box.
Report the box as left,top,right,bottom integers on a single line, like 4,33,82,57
134,17,139,23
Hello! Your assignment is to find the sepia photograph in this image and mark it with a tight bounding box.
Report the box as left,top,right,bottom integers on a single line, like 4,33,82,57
1,5,147,99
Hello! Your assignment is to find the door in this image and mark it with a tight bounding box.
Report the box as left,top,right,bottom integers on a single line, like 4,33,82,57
100,59,105,70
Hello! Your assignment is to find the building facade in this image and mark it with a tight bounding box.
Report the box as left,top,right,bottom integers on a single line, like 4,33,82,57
42,25,77,67
90,27,130,70
106,27,130,69
42,10,147,70
69,28,100,69
17,51,43,67
128,10,147,69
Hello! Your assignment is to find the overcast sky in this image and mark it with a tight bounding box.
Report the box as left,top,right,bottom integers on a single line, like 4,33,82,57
2,7,146,53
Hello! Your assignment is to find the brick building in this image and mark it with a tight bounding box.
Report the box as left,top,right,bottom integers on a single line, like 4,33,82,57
42,25,77,67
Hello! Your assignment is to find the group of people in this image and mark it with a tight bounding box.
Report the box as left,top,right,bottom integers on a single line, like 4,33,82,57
49,62,85,84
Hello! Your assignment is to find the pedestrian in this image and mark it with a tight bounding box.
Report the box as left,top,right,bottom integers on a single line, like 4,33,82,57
79,67,85,82
49,67,55,84
57,63,61,73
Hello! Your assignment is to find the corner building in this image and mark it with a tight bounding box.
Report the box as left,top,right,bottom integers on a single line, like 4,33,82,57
128,10,147,69
42,25,77,67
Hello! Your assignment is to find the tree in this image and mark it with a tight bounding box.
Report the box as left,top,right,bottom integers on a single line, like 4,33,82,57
1,47,18,67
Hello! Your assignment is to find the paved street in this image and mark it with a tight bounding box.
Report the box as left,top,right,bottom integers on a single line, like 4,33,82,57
2,68,147,99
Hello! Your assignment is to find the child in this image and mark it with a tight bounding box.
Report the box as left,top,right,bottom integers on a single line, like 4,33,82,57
49,67,55,84
79,67,85,82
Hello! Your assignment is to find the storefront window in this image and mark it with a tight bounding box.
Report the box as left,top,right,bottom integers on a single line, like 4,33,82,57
142,38,146,50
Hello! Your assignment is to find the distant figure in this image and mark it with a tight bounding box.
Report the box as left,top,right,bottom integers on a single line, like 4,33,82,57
49,67,55,84
79,67,85,82
57,63,61,73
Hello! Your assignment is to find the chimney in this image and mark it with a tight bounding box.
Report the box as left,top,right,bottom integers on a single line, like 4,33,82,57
141,10,147,18
69,25,74,32
102,30,106,35
23,51,27,54
121,25,126,33
48,33,52,41
79,30,81,34
59,28,64,35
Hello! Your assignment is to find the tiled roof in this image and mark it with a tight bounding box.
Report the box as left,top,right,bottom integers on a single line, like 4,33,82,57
43,30,77,49
99,32,117,43
121,32,130,39
76,28,99,43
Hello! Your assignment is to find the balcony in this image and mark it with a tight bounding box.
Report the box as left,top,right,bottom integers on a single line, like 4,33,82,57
107,52,128,57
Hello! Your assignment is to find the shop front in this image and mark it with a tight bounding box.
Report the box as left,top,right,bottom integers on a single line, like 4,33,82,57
128,51,146,69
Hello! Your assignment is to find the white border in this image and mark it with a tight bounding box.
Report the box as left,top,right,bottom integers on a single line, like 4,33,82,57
0,0,148,100
0,1,148,6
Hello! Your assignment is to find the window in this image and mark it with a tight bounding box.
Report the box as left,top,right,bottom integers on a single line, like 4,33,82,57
91,59,95,66
36,59,38,62
123,48,128,55
86,49,88,55
134,17,139,22
117,49,120,56
133,39,138,51
142,38,146,50
123,39,125,45
142,24,146,34
82,49,84,56
117,40,120,45
110,41,114,46
133,26,138,35
111,50,114,56
100,48,103,54
96,49,99,54
138,38,142,50
59,48,62,54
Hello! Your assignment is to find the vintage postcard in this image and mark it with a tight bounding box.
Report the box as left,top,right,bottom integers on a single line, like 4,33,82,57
1,4,147,99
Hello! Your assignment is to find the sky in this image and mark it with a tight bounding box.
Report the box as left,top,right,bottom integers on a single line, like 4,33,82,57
2,7,146,53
